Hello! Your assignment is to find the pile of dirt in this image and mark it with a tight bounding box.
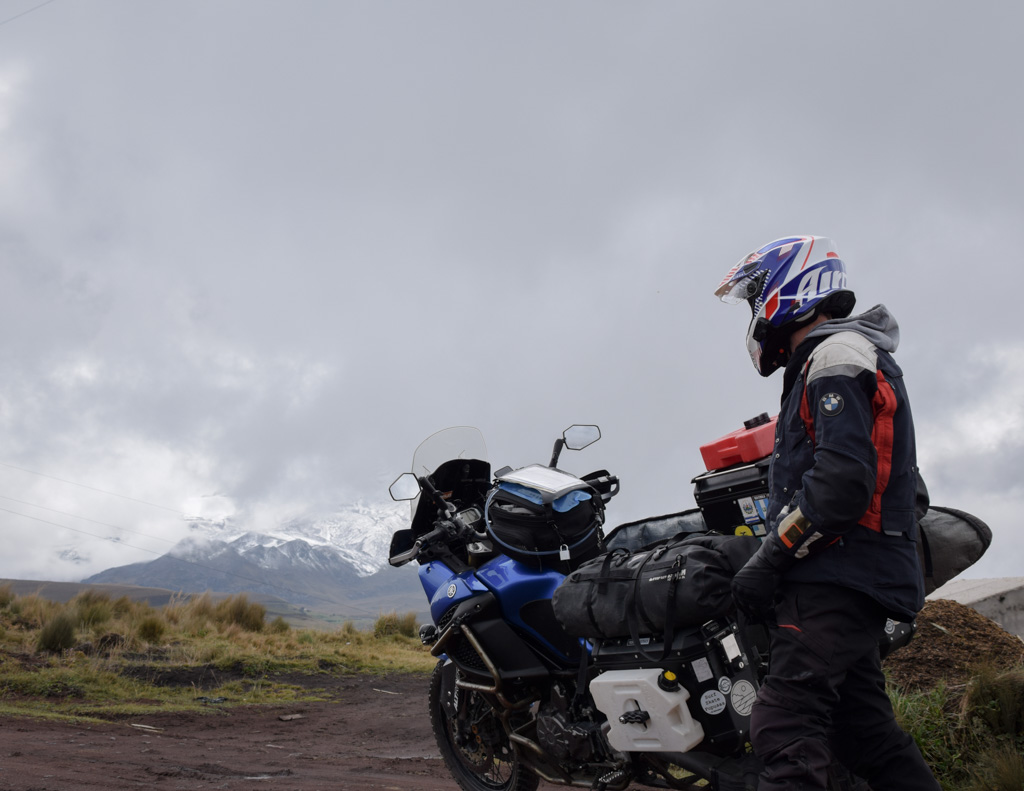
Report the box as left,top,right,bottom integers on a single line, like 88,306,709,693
884,599,1024,691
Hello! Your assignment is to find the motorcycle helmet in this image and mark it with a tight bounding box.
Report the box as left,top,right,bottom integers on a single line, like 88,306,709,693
715,236,856,376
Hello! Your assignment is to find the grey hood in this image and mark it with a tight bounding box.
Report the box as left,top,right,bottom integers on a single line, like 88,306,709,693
805,303,900,354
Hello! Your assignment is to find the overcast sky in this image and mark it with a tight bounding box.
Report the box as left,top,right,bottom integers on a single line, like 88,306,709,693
1,1,1021,582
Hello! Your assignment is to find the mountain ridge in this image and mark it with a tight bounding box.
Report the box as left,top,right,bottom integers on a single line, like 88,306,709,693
82,501,425,619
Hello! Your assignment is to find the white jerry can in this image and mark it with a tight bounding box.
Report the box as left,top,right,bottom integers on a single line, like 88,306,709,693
589,668,705,753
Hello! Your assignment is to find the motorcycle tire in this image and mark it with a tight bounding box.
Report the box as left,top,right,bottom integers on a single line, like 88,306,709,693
429,659,539,791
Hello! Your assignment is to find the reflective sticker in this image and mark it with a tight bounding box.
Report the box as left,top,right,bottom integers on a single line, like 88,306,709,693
731,680,757,717
819,393,844,416
885,618,896,635
738,496,760,524
718,677,732,695
722,634,742,661
692,657,713,683
700,690,727,716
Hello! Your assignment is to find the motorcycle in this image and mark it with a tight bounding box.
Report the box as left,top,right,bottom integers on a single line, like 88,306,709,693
388,425,867,791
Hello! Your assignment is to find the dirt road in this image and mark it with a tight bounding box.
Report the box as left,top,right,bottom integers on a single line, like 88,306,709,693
0,673,466,791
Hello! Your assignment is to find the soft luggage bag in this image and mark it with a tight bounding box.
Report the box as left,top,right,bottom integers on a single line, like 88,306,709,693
603,508,708,552
552,532,760,640
485,464,605,574
919,506,992,595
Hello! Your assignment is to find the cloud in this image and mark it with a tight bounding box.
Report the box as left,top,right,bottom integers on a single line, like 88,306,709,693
911,342,1024,579
918,343,1024,485
0,2,1020,583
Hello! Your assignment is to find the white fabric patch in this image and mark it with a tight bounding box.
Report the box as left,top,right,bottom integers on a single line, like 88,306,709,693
806,332,877,383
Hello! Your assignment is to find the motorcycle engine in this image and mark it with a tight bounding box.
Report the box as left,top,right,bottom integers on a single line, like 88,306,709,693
535,683,601,763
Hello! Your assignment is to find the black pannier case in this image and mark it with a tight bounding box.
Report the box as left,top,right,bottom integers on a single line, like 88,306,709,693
692,456,771,538
485,464,604,574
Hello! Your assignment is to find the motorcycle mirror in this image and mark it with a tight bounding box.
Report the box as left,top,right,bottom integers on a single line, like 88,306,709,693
389,472,421,501
563,424,601,451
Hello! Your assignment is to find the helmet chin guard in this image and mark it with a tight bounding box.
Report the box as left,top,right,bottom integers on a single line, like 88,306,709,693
716,236,855,376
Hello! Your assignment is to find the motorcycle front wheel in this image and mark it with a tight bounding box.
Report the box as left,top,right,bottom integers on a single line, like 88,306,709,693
429,660,539,791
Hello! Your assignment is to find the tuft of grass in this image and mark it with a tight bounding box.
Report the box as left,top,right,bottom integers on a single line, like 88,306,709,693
36,613,78,653
0,583,14,608
111,595,137,618
12,594,60,630
136,615,167,644
964,666,1024,738
214,595,266,632
968,745,1024,791
72,591,113,628
374,610,418,639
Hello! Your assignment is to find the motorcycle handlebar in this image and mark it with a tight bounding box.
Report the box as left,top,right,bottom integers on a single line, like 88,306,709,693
390,524,449,566
582,471,621,503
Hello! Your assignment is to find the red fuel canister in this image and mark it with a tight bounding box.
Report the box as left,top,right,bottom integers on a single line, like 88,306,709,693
699,413,777,472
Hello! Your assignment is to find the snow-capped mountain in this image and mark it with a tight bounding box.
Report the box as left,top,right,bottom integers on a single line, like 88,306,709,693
274,502,409,576
183,500,410,577
83,500,421,614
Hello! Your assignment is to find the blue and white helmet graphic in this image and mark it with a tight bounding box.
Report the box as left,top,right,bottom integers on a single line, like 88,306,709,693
715,236,855,376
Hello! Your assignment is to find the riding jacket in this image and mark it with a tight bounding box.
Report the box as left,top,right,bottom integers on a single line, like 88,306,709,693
768,305,925,621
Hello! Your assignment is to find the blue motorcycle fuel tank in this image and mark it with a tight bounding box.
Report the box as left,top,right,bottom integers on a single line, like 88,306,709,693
419,561,488,623
419,556,581,662
478,556,581,661
476,556,561,622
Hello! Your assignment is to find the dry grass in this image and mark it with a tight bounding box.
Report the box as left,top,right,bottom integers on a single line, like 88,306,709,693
0,585,432,723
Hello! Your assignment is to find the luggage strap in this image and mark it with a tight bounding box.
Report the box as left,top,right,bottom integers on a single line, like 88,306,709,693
625,545,684,663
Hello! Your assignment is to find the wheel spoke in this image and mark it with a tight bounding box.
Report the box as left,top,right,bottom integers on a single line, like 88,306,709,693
429,660,538,791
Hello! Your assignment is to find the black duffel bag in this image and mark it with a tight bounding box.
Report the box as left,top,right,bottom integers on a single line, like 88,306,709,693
552,532,760,641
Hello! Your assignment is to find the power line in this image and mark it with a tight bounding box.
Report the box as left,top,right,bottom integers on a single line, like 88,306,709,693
0,493,179,545
0,460,185,514
0,505,173,557
0,0,57,29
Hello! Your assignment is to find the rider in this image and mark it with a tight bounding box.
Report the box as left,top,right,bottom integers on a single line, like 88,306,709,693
715,236,939,790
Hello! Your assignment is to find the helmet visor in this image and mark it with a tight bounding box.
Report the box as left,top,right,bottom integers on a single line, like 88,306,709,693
716,273,761,304
715,266,768,308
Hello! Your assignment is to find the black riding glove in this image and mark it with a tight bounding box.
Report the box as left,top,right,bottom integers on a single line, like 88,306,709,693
731,531,793,622
731,505,821,622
